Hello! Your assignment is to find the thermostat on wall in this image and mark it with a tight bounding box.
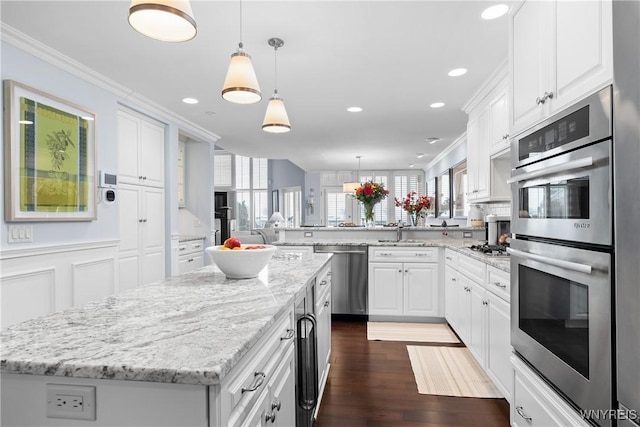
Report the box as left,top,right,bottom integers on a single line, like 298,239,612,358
99,171,117,188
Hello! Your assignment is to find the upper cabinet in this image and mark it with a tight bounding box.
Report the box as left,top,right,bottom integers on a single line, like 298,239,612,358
463,66,511,203
510,0,613,135
117,110,165,188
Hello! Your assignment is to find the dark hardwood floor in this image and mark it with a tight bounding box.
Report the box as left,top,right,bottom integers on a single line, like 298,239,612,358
314,320,510,427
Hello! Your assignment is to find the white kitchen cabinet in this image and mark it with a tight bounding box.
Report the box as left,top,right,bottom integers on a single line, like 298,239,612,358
177,140,185,208
511,355,591,427
368,247,440,319
510,0,613,134
177,239,205,274
314,265,332,414
487,290,512,401
117,109,165,188
118,184,165,291
468,279,487,366
464,72,511,203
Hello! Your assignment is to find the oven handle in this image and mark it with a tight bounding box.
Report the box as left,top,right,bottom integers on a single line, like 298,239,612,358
506,157,593,184
506,247,592,274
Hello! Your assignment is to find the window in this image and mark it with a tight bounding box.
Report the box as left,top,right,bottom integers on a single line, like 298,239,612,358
359,173,389,225
234,156,268,231
452,161,468,217
393,173,421,224
214,153,232,187
282,187,302,227
437,172,451,218
325,188,348,226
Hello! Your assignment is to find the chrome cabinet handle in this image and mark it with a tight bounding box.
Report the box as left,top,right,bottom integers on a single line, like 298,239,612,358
265,411,276,423
188,258,193,262
414,253,428,257
535,91,553,105
138,175,143,180
451,278,457,282
280,328,294,341
493,281,507,289
482,300,488,306
446,256,453,260
380,252,393,256
193,244,201,249
502,134,509,140
516,406,532,422
179,247,186,251
241,372,265,393
324,301,330,307
271,399,281,411
320,280,328,286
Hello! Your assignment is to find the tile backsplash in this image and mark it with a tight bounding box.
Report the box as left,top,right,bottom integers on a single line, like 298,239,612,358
480,202,511,217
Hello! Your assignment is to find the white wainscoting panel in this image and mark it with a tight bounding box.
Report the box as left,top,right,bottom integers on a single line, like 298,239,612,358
0,240,118,329
1,268,55,328
72,257,116,306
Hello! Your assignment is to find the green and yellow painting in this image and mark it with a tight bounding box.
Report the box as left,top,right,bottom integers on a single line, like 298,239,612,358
19,96,89,212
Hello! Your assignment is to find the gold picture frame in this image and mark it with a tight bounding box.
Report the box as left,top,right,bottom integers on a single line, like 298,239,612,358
3,80,97,221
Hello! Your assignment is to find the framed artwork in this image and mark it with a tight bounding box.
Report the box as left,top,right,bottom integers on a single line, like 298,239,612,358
3,80,97,221
272,189,279,213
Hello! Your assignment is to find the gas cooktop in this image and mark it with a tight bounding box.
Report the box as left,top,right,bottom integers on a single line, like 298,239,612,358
468,244,510,256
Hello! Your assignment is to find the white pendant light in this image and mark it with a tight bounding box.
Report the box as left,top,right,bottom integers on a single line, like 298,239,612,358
221,0,261,104
262,38,291,133
343,156,362,193
128,0,197,42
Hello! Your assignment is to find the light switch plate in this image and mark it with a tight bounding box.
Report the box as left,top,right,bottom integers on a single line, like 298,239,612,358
7,225,33,243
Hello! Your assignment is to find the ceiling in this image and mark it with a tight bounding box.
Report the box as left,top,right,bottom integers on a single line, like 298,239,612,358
0,1,511,173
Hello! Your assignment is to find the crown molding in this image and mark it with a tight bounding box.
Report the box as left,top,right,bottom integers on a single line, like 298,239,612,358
461,58,509,114
1,24,220,144
425,131,467,172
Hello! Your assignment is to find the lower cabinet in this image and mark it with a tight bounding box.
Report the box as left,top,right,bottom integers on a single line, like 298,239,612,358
368,247,440,319
511,355,591,427
445,249,512,402
315,265,332,414
177,239,205,274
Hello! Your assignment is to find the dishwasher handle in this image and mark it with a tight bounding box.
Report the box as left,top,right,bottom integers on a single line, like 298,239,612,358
314,246,367,255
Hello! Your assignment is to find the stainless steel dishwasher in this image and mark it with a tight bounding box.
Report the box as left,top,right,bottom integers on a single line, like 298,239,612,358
313,245,368,316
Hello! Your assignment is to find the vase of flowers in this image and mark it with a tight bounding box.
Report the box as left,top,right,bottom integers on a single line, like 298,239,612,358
353,180,390,228
394,191,432,226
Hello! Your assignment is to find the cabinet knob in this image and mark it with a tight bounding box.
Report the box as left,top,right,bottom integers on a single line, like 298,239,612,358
265,411,276,423
143,176,147,180
188,258,193,262
280,328,295,341
271,399,281,411
324,301,330,307
516,406,532,422
138,219,143,223
138,176,143,180
452,278,457,282
536,91,554,105
502,134,509,140
482,300,488,306
405,269,409,273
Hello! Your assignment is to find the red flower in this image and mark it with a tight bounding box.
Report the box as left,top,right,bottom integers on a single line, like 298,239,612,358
364,186,373,195
352,180,389,205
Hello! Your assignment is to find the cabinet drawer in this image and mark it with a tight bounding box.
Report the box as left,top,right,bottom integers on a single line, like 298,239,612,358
458,254,486,283
315,265,332,306
369,246,439,263
444,248,459,265
178,239,205,256
223,309,295,416
486,266,510,302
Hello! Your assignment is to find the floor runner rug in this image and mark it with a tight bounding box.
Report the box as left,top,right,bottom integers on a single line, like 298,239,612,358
367,322,460,343
406,346,502,398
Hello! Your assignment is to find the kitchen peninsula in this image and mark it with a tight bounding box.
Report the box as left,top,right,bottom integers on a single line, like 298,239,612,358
0,253,331,426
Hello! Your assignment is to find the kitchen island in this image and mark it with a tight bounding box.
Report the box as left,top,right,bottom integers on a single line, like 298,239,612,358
1,252,332,426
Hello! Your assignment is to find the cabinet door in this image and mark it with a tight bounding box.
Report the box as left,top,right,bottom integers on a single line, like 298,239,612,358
468,281,487,367
141,187,165,286
403,263,439,317
368,262,403,315
552,0,613,114
444,266,459,328
511,0,551,133
139,120,165,188
316,286,331,392
456,275,472,346
272,346,296,427
117,111,141,185
487,292,512,402
475,109,490,200
489,87,510,154
466,118,480,200
118,184,141,291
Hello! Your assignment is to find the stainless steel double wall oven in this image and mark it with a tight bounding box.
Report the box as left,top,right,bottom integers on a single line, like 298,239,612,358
508,86,614,426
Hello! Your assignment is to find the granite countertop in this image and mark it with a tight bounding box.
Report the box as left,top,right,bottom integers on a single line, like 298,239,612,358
0,254,332,386
275,239,510,273
178,235,206,242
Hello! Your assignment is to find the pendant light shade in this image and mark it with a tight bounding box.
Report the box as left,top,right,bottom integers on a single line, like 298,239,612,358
262,37,291,133
263,92,291,133
128,0,197,42
221,45,262,104
343,156,362,193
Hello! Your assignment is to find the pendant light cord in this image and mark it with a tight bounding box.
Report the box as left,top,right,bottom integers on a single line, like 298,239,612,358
274,45,278,94
239,0,243,48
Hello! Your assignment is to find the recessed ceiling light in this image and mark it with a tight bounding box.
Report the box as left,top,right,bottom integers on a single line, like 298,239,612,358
430,102,445,108
481,4,509,20
426,137,440,144
347,106,363,113
409,164,415,168
182,97,199,104
448,68,468,77
205,111,216,116
417,153,425,159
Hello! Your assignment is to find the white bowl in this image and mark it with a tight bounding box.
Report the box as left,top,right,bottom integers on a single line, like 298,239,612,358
205,245,277,279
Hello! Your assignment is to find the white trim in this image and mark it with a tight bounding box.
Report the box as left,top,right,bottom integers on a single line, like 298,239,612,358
462,59,509,114
1,24,220,144
425,132,467,172
71,257,116,306
0,240,119,260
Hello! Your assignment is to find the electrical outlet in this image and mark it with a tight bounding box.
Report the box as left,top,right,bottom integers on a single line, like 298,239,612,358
46,384,96,421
